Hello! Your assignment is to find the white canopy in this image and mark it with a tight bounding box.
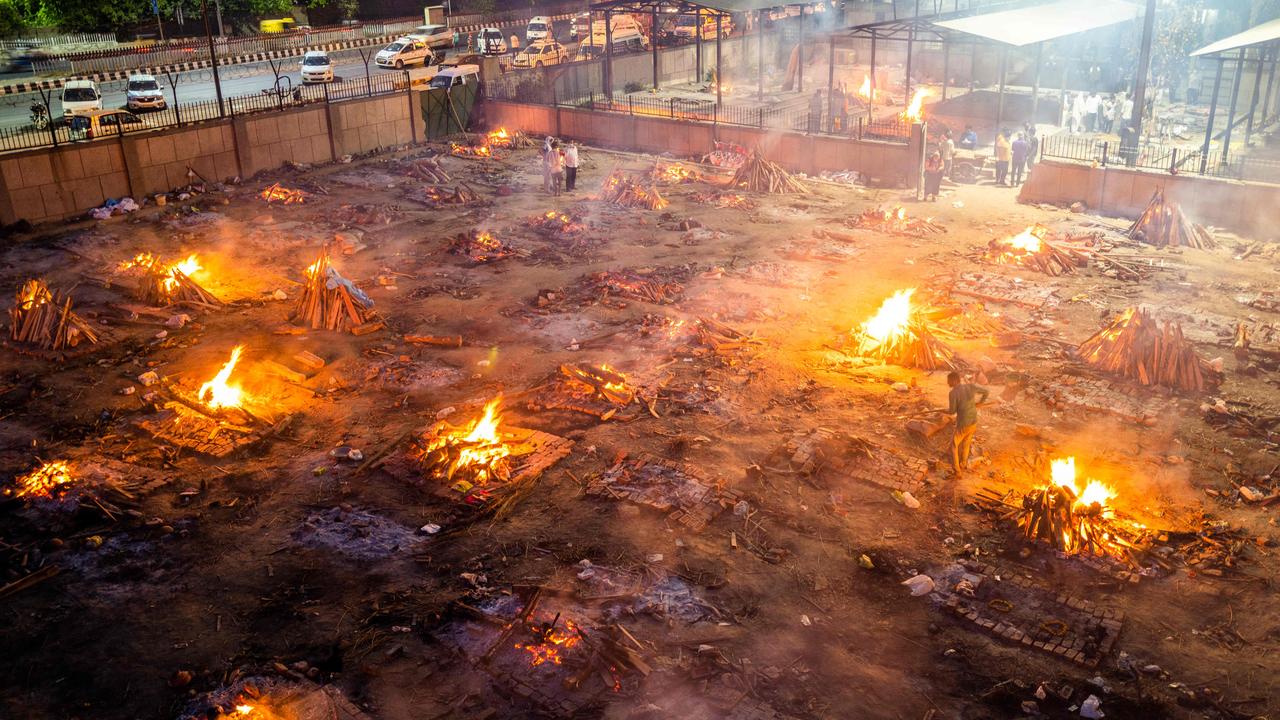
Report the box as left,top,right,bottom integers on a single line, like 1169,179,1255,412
1191,17,1280,57
934,0,1143,47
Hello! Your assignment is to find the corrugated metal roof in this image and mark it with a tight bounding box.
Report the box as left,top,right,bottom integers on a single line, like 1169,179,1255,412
589,0,823,14
1191,17,1280,57
933,0,1143,47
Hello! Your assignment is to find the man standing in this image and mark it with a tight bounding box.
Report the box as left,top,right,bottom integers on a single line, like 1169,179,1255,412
1010,132,1028,185
564,142,579,192
994,129,1011,186
946,371,989,474
1084,92,1100,132
940,129,955,179
548,141,564,196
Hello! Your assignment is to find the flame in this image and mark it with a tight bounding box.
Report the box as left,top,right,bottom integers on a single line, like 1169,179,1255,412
515,617,582,666
13,461,73,499
451,141,492,157
1051,457,1076,489
902,88,931,122
16,279,52,309
858,75,874,101
1050,456,1115,514
198,345,245,410
235,706,254,716
447,396,511,482
123,253,204,296
1002,225,1046,253
859,288,915,347
261,183,307,204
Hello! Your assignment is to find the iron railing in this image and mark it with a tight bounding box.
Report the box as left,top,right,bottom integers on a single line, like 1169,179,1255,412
1039,133,1280,183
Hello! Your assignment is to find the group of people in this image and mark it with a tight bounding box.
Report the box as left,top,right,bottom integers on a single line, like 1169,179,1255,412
993,126,1037,187
541,136,580,196
1064,91,1133,135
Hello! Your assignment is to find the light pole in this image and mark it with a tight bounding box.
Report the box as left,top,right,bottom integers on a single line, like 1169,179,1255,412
200,0,225,117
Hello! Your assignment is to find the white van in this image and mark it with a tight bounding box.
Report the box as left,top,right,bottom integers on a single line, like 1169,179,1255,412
61,79,102,117
475,28,507,55
411,24,454,49
429,64,480,90
526,16,551,42
376,36,434,69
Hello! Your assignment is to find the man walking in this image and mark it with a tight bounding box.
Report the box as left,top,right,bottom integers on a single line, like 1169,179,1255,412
994,129,1011,186
946,371,989,475
564,142,579,192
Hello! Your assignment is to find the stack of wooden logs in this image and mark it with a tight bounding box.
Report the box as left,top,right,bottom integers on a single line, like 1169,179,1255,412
696,316,763,356
448,230,514,263
731,150,807,193
290,251,376,333
857,323,957,370
406,157,450,183
1076,307,1219,392
849,207,946,236
136,260,220,307
1016,484,1132,561
1128,190,1215,249
599,169,669,210
987,227,1084,276
559,363,635,406
9,279,98,351
423,183,482,206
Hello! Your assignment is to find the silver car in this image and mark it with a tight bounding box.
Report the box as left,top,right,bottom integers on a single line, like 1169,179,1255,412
126,75,167,111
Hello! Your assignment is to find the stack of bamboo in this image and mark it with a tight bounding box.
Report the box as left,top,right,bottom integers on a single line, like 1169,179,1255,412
137,261,220,307
290,251,375,332
9,279,98,350
731,150,807,193
407,157,450,183
1076,307,1218,392
598,169,669,210
1128,190,1215,249
858,322,956,370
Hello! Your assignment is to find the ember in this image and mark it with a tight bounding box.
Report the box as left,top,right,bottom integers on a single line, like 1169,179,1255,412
450,141,494,158
260,182,307,204
486,127,534,149
290,250,378,333
514,615,583,666
527,363,644,420
851,288,956,369
528,210,586,236
198,345,246,410
123,252,221,306
9,279,98,351
987,225,1080,276
1076,307,1220,393
850,206,945,236
591,270,683,304
422,183,483,206
691,191,755,210
414,396,513,487
449,230,514,263
653,162,699,185
598,169,669,210
901,88,931,123
11,460,73,499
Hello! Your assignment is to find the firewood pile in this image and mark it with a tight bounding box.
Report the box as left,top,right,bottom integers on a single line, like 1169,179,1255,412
692,191,754,210
135,257,220,307
527,210,587,237
856,321,957,370
527,363,647,420
289,250,378,333
260,182,308,204
423,183,483,206
1128,190,1215,249
589,270,684,305
849,206,945,236
652,162,700,185
448,230,516,263
1014,484,1136,561
450,141,496,159
9,279,98,351
986,225,1085,276
694,316,764,357
405,157,451,183
730,150,807,193
1076,307,1220,393
485,127,535,149
598,169,669,210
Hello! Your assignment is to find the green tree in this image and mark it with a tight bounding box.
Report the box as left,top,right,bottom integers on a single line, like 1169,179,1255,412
35,0,147,32
0,0,26,36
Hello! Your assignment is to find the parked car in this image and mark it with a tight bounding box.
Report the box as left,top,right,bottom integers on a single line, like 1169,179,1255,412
299,50,334,83
429,64,481,90
526,16,551,42
61,79,102,117
569,12,590,40
513,39,569,68
69,109,145,140
672,12,731,40
376,37,434,69
125,74,167,111
475,28,508,55
411,24,454,49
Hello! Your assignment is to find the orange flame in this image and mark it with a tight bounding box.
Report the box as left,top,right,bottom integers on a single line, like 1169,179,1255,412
446,396,511,483
198,345,246,410
1051,456,1115,514
12,461,73,499
901,88,931,122
261,183,307,204
515,617,582,666
858,75,874,101
858,288,915,348
1001,225,1047,253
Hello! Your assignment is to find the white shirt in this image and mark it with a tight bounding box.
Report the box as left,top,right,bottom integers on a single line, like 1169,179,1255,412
1085,95,1101,113
565,145,579,168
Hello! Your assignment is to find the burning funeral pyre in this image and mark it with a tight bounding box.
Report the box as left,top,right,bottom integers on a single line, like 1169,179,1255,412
197,345,247,411
527,210,587,238
290,250,378,333
9,279,98,351
652,162,700,185
412,396,512,489
485,127,534,149
598,169,669,210
1076,307,1220,393
10,460,74,499
849,206,945,236
691,190,755,210
731,150,807,193
1128,190,1215,249
987,225,1082,276
1014,457,1135,561
900,88,931,123
850,288,956,370
260,182,308,204
449,230,516,263
120,252,221,306
450,140,495,158
527,363,646,420
422,183,483,206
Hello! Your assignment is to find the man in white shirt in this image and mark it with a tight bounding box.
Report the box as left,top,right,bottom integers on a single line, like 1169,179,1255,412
1084,93,1101,132
940,130,955,179
564,142,580,192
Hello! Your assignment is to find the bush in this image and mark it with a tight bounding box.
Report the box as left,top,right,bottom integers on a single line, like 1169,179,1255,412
623,81,644,94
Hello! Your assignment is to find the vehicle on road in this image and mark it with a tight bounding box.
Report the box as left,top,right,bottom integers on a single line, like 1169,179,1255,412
411,24,455,49
61,80,102,118
570,12,590,40
513,39,569,68
29,103,49,130
126,75,167,111
475,28,508,55
673,12,731,40
69,109,145,140
260,18,297,33
429,64,481,90
526,16,552,42
376,37,435,69
300,50,334,83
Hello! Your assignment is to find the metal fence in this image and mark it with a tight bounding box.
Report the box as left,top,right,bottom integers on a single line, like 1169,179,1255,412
1039,133,1280,184
0,32,117,51
0,71,409,154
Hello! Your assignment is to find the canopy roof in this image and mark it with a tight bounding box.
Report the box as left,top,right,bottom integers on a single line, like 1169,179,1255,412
933,0,1142,47
588,0,820,13
1191,17,1280,57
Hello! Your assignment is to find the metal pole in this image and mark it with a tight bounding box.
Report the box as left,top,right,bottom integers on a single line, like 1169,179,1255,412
605,10,614,101
651,7,659,90
200,0,225,117
797,9,805,92
695,10,703,84
715,14,723,105
941,39,950,101
214,0,224,37
155,0,166,42
827,34,836,129
1030,42,1043,126
757,10,764,100
1245,47,1265,143
1222,49,1245,162
1128,0,1157,135
869,29,877,120
995,45,1007,128
969,40,977,92
1200,57,1225,174
904,24,914,101
1262,43,1278,122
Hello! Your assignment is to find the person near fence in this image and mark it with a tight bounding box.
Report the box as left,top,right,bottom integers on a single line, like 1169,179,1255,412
940,130,955,179
923,151,943,201
1070,92,1086,134
808,90,823,134
1024,126,1038,168
994,129,1011,186
831,85,846,132
1100,95,1114,134
564,142,579,192
1011,132,1028,185
543,135,556,192
548,140,565,196
1084,92,1100,133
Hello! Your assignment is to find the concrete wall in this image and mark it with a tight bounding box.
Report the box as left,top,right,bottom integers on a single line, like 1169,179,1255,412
1018,159,1280,236
486,99,920,183
0,91,419,226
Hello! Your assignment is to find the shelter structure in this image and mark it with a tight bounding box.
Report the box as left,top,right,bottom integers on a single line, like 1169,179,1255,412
1190,18,1280,173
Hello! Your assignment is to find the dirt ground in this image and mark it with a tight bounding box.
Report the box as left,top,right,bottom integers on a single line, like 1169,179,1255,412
1,136,1278,720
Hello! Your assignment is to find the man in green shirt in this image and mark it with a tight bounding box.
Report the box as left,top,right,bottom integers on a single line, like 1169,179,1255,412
947,371,989,474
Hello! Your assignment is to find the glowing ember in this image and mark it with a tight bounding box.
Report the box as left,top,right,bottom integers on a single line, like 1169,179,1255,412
655,163,698,184
260,182,307,204
234,706,254,716
901,88,931,122
1052,457,1115,514
514,617,582,666
850,206,945,236
487,127,511,145
197,345,246,410
858,288,915,349
12,461,73,499
450,141,493,157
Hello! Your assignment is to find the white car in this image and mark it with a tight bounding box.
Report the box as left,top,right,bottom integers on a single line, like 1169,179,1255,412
125,74,167,111
513,39,568,68
475,28,507,55
61,79,102,117
429,64,480,90
411,24,454,49
299,50,333,83
376,37,433,69
526,16,551,42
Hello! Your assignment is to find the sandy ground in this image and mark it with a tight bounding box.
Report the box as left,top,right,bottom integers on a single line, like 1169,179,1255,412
0,138,1278,720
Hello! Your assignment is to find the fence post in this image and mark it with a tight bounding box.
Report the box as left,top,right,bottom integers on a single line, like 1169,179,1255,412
1101,142,1108,167
857,116,863,141
1169,148,1177,174
629,96,633,115
759,107,764,128
670,98,675,119
37,88,58,148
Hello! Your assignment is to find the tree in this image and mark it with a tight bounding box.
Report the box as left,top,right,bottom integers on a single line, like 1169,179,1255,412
0,0,26,36
33,0,147,32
